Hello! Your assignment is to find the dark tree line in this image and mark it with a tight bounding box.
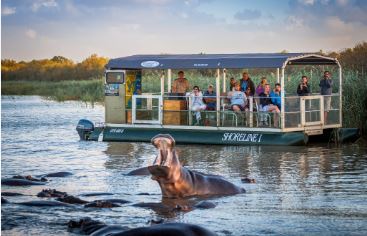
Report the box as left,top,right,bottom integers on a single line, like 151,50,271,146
1,54,108,81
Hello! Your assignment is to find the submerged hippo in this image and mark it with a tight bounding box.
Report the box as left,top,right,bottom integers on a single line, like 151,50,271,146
37,189,68,198
68,218,216,236
148,134,245,198
1,178,46,186
110,222,217,236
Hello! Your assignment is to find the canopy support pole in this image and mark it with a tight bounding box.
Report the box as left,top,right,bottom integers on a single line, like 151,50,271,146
222,69,227,93
167,69,172,93
160,70,165,96
277,68,280,83
339,63,342,126
280,67,285,130
216,68,221,127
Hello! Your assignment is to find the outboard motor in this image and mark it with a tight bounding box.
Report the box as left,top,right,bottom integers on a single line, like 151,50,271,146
76,119,94,140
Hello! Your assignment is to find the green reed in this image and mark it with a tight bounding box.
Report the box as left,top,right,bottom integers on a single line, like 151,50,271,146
1,80,105,104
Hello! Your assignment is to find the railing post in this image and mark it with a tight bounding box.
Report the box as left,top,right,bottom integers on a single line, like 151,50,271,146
216,68,220,127
222,68,227,93
249,96,253,127
167,69,172,93
339,64,342,127
280,67,285,130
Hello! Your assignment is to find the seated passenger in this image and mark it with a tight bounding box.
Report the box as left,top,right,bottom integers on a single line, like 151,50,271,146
255,77,267,97
260,84,280,127
228,82,246,112
270,83,282,110
203,84,216,110
297,75,310,96
244,87,253,111
229,77,236,91
189,86,206,125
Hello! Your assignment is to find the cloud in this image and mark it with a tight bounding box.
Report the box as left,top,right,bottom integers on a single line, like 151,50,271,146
2,6,16,16
298,0,316,5
289,0,367,25
25,29,37,39
285,15,304,31
234,9,261,21
31,0,58,12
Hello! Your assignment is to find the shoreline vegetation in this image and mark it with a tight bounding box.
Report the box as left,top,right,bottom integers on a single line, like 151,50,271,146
2,43,367,132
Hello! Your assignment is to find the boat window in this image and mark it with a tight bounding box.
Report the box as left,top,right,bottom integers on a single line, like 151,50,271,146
106,71,125,84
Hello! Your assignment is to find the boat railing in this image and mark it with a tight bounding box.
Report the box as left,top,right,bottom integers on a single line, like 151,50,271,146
128,93,341,130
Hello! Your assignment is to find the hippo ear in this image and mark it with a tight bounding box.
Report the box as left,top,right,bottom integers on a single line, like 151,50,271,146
167,134,175,147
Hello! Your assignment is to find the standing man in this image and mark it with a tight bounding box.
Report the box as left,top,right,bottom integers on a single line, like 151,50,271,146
297,75,311,96
172,71,190,95
319,71,333,123
239,72,255,96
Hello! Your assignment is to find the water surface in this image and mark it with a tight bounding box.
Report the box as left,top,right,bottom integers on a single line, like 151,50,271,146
1,96,367,235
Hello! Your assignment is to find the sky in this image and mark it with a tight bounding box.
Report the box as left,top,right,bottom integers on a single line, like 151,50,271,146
1,0,367,62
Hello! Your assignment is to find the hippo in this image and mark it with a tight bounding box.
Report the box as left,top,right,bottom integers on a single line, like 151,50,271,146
18,200,72,207
80,192,114,197
12,175,48,182
57,195,89,204
84,200,122,208
37,189,68,198
68,218,216,236
1,178,46,186
148,134,245,198
126,167,150,176
110,222,217,236
241,177,256,183
41,171,73,177
1,192,26,196
68,217,129,235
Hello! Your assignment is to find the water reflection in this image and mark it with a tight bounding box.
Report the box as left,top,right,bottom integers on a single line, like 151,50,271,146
2,96,367,236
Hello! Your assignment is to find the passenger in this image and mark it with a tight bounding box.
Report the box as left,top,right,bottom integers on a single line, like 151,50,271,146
244,87,253,111
203,84,216,111
297,76,310,96
319,71,333,122
228,82,246,112
189,86,206,125
255,77,268,97
260,84,280,127
270,83,282,110
229,77,236,91
172,71,190,95
239,72,255,95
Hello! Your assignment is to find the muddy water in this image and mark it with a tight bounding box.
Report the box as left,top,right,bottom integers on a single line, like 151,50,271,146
1,96,367,235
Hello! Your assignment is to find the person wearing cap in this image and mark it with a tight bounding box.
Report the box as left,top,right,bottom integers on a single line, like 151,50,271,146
203,84,216,111
172,71,190,94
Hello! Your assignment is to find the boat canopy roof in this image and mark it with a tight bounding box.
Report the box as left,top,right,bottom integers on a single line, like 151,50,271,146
106,53,339,70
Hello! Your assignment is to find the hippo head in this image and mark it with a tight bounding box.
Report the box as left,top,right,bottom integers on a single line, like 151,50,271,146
148,134,180,182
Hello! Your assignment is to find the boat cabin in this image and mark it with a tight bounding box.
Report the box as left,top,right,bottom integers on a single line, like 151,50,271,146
78,53,344,145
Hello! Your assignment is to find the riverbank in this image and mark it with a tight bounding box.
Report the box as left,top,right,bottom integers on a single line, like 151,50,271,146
1,80,104,103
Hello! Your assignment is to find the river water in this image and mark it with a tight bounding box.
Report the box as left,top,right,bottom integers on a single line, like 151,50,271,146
1,96,367,236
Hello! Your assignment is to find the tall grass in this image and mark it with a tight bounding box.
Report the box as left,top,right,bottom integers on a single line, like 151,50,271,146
1,80,104,104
